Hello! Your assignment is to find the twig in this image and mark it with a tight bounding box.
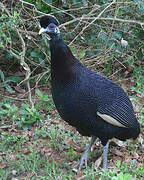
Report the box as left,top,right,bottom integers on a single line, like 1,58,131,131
104,1,119,54
16,29,34,109
0,2,34,108
60,16,144,29
69,0,116,45
2,95,27,101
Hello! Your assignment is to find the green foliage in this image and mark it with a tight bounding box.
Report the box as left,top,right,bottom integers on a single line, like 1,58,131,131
35,90,54,111
0,12,19,49
0,101,44,130
0,1,143,179
71,45,86,61
2,0,144,124
0,69,21,93
35,123,65,150
1,134,27,152
18,103,44,130
97,171,133,180
119,161,144,178
0,0,143,90
0,102,19,123
130,53,144,98
112,173,132,180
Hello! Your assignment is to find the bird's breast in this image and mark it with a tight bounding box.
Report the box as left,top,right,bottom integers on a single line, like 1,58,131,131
51,85,97,125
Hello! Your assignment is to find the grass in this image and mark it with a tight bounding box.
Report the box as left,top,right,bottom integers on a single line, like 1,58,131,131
0,0,144,179
0,87,144,180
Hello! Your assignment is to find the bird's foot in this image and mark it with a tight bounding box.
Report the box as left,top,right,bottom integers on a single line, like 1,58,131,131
78,136,96,170
78,151,88,170
103,161,107,170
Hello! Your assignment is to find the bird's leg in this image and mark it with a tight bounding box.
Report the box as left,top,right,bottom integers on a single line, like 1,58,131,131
78,136,96,170
103,141,109,169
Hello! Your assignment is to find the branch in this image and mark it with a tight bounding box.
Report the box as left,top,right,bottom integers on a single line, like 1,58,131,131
69,0,116,45
60,16,144,29
16,29,34,109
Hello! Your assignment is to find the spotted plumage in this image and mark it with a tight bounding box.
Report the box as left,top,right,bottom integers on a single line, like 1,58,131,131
39,16,140,170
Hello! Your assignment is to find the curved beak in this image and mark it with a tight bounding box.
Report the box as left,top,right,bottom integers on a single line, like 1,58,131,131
39,27,47,35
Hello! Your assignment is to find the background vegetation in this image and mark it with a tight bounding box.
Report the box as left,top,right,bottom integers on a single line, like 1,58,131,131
0,0,144,179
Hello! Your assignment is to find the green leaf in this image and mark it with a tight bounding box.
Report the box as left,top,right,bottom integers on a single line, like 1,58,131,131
5,76,21,83
36,89,43,97
30,51,37,57
46,0,52,4
0,14,8,20
20,109,27,115
5,84,13,93
4,103,11,109
82,0,88,7
112,31,122,39
39,58,45,66
100,33,107,41
22,118,37,124
78,49,85,60
61,0,67,3
0,70,5,82
13,11,19,19
0,110,7,115
136,45,144,60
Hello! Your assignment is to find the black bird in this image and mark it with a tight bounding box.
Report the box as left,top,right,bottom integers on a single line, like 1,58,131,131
39,16,140,170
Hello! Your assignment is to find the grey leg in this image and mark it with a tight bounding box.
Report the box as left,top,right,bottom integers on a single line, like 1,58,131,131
103,141,109,169
78,136,96,170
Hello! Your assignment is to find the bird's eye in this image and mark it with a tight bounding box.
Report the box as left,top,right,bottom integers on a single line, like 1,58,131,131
50,25,54,29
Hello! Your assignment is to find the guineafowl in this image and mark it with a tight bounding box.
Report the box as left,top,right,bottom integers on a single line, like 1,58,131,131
39,16,140,170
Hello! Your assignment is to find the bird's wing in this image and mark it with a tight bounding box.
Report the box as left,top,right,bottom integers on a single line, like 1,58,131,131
93,78,137,128
97,100,136,128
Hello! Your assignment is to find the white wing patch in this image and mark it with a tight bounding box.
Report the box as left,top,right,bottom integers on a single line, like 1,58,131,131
97,112,127,128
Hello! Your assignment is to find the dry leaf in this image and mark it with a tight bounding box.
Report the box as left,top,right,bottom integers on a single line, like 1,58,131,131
26,173,35,178
15,86,26,93
0,163,7,168
23,150,31,156
138,136,143,145
113,156,123,165
75,171,84,180
9,154,17,161
141,153,144,159
111,149,123,156
133,152,139,159
0,156,3,162
64,137,74,147
125,155,132,164
113,140,126,147
94,156,102,168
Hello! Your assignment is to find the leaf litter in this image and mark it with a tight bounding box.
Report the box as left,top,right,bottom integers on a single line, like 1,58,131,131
0,83,144,178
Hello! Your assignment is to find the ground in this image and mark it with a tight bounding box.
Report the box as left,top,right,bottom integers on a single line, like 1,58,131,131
0,62,144,179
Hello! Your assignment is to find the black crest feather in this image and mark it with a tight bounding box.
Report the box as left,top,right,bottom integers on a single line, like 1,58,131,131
40,16,59,28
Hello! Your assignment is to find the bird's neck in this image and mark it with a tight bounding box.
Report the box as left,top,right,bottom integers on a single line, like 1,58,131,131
49,35,77,83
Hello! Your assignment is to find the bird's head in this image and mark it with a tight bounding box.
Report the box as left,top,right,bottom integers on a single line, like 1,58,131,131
39,16,60,37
